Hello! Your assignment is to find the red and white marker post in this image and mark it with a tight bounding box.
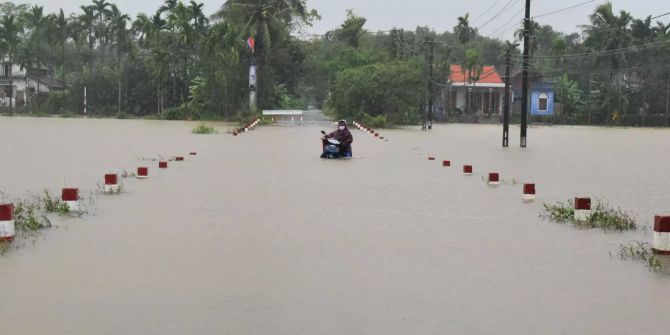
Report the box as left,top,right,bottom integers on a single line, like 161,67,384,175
442,160,451,167
62,188,79,212
488,172,500,186
104,174,120,193
522,183,536,202
652,216,670,255
159,161,168,169
574,197,591,222
137,167,148,179
463,165,473,175
0,204,15,243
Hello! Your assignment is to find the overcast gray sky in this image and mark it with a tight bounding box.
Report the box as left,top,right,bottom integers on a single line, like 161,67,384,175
23,0,670,40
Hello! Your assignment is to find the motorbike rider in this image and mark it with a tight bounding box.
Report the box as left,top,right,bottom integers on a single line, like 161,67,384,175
321,120,353,158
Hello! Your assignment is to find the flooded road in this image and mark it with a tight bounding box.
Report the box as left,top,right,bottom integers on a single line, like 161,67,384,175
1,115,670,334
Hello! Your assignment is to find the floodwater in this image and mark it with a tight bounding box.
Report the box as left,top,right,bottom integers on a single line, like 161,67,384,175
1,113,670,334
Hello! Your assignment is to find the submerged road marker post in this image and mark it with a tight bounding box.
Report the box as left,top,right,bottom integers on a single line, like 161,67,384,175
137,167,148,179
428,157,435,161
159,161,168,169
488,173,500,186
175,157,184,162
521,184,535,202
104,174,119,193
0,204,15,243
463,165,473,175
522,184,536,202
62,188,79,212
442,160,451,167
574,197,591,222
652,216,670,255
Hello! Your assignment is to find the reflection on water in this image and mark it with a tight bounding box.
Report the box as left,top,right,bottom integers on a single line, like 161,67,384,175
1,116,670,335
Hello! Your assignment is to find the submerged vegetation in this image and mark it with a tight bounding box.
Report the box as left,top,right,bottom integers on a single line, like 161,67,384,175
192,124,216,134
616,241,664,273
541,199,638,231
0,188,88,254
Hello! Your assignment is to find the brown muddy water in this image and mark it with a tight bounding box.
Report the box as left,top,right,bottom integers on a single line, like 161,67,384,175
1,115,670,334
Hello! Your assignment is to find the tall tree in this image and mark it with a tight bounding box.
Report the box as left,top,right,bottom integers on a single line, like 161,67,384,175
109,4,130,114
0,13,24,115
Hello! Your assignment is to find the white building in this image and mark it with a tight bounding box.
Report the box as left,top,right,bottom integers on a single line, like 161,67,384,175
0,57,63,108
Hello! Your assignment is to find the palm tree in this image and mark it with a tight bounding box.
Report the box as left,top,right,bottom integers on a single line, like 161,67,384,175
91,0,111,47
49,9,70,82
0,13,24,115
581,2,632,122
214,0,315,110
454,14,475,45
463,48,482,115
109,4,130,115
132,11,168,115
20,5,48,110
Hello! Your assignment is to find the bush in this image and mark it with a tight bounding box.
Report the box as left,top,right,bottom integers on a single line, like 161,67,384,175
192,124,216,134
164,106,188,120
326,60,423,125
361,112,388,128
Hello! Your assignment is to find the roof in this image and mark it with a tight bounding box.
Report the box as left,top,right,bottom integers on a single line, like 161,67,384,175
449,65,504,87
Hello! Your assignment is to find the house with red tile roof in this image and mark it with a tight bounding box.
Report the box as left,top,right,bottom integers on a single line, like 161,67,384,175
447,64,505,115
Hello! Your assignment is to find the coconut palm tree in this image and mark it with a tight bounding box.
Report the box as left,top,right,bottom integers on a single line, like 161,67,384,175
0,13,24,115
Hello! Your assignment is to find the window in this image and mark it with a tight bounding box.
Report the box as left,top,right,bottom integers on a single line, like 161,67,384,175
3,64,9,77
538,92,548,111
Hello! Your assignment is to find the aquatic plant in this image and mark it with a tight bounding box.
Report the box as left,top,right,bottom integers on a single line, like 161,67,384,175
616,241,664,273
13,199,51,232
40,189,71,215
540,199,637,231
192,124,216,134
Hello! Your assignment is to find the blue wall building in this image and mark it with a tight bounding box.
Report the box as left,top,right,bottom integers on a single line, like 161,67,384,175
530,82,554,116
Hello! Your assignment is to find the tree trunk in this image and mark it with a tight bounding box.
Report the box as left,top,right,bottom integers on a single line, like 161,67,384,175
9,50,13,116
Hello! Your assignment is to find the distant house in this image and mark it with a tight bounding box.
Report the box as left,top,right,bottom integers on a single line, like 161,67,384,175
511,67,555,116
0,57,63,108
447,65,505,115
530,82,555,116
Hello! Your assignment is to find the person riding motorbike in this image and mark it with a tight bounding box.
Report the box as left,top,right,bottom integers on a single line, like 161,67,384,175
321,120,353,158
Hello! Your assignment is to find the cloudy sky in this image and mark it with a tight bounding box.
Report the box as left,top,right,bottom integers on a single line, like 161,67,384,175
22,0,670,40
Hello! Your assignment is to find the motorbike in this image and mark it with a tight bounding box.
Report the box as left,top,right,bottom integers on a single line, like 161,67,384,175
320,130,350,159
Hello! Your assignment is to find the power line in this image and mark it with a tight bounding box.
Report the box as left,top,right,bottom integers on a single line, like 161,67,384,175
487,6,525,39
511,39,670,60
477,0,521,30
471,0,506,24
651,11,670,20
532,1,595,19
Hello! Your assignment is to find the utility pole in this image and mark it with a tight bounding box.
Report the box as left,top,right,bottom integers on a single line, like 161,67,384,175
249,56,257,112
84,86,87,117
427,38,434,130
665,78,669,127
503,47,511,147
520,0,531,147
391,29,399,59
587,73,592,126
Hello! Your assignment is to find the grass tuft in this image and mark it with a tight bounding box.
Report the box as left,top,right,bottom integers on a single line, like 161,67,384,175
616,241,664,273
192,124,216,134
540,198,637,231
